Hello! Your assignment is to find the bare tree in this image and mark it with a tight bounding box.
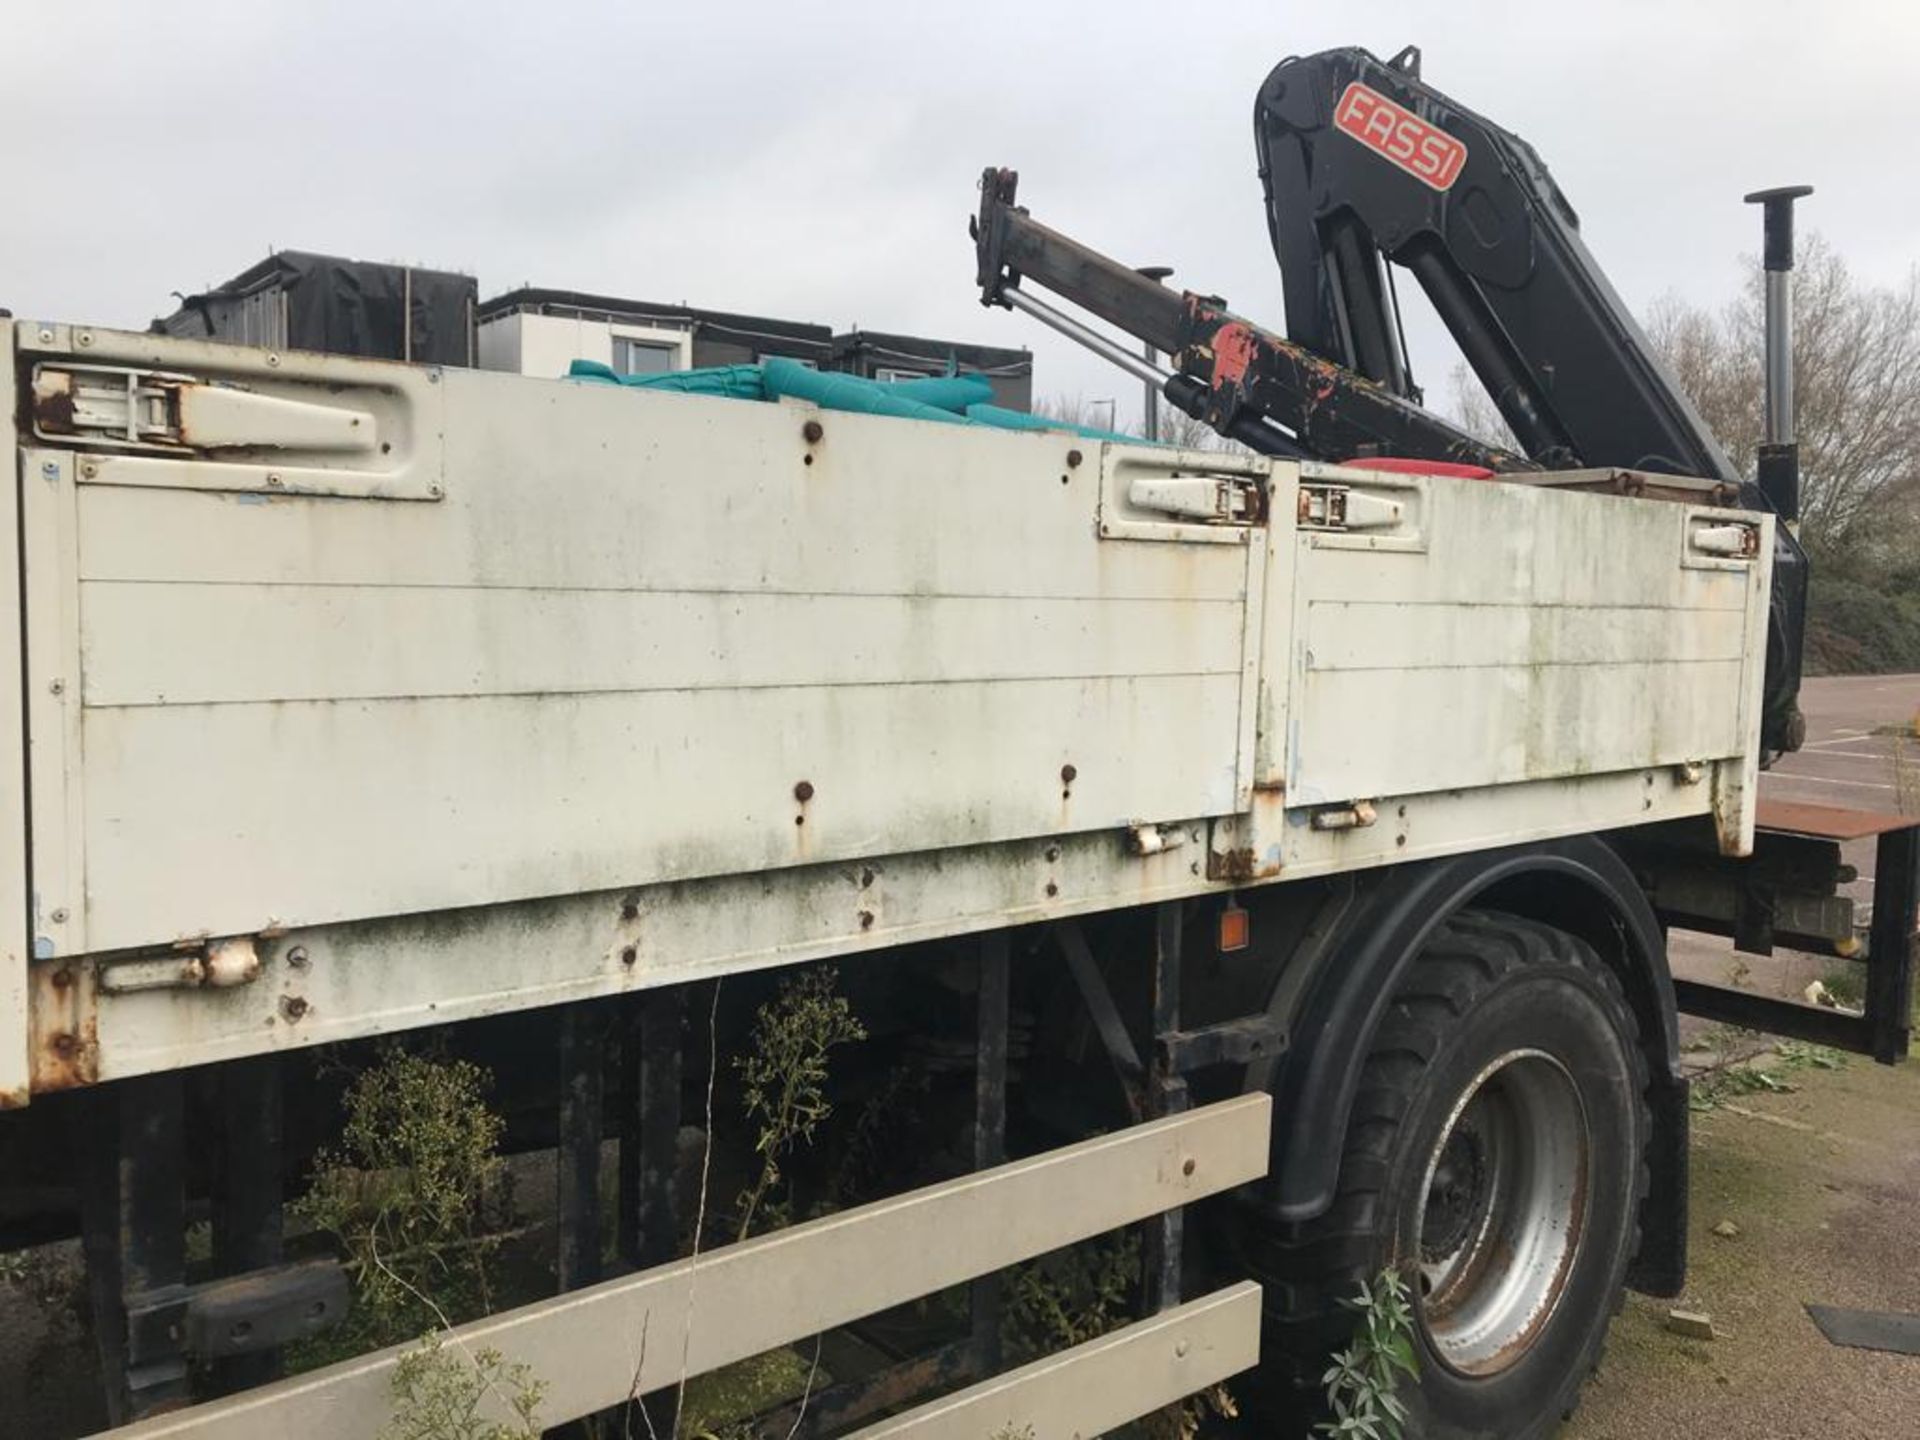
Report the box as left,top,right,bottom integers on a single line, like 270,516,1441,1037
1149,399,1245,452
1644,235,1920,564
1033,393,1245,451
1032,394,1124,433
1031,394,1094,429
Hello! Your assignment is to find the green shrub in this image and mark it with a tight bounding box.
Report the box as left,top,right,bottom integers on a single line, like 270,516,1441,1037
1804,573,1920,676
294,1049,509,1355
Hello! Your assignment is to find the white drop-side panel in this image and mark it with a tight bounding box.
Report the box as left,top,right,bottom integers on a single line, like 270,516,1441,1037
1287,475,1768,805
35,344,1251,953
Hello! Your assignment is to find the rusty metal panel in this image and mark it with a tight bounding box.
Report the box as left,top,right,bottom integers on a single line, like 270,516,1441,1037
1756,798,1918,843
1211,462,1772,880
13,324,1778,1090
83,1095,1270,1439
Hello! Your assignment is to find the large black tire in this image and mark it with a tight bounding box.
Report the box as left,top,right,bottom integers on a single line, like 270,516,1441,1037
1230,908,1650,1439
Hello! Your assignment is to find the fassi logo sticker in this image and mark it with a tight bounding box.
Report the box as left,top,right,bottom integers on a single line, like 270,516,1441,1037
1333,82,1467,192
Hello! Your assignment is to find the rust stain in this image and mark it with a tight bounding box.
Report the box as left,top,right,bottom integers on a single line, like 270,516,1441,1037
34,1016,99,1091
1210,848,1258,883
31,376,77,435
29,958,99,1093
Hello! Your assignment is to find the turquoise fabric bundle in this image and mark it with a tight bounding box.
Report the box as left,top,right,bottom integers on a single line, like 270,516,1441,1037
884,374,994,413
566,356,1155,443
568,358,766,399
760,358,966,425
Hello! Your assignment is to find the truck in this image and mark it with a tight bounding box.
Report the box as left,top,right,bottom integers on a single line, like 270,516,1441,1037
0,43,1911,1440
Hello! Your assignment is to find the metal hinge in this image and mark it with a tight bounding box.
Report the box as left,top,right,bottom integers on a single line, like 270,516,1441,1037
1297,483,1404,531
1309,800,1378,831
96,937,262,996
1128,474,1266,524
31,363,376,455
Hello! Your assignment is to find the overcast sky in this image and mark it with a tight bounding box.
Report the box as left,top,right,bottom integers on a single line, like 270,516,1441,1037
4,1,1915,427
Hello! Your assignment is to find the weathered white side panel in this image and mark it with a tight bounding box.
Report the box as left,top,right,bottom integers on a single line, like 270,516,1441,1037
11,329,1781,1093
81,673,1240,945
23,329,1251,957
1287,473,1768,807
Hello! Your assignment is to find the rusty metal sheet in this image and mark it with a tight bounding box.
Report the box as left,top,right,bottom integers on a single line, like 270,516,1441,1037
1755,798,1919,842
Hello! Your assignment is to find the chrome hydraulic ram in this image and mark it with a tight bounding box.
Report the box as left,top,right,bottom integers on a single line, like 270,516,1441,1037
1745,184,1813,525
998,285,1306,456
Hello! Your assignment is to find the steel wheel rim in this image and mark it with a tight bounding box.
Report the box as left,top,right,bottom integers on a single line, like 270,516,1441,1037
1414,1048,1590,1376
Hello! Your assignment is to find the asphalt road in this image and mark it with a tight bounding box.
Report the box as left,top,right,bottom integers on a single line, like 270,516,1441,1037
1766,671,1920,893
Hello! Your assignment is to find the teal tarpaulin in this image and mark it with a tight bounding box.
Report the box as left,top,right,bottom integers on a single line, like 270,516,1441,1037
761,358,966,425
568,359,766,400
567,357,1156,443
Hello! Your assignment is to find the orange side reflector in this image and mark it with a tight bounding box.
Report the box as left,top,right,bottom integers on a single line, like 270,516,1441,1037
1218,902,1250,953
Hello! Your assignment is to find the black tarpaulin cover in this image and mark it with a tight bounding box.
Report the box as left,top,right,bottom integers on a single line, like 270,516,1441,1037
164,251,476,365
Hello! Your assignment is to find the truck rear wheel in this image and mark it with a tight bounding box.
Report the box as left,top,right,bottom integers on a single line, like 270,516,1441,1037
1233,908,1650,1438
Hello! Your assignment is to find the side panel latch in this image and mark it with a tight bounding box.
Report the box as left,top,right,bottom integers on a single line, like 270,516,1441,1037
1128,475,1266,524
31,363,376,455
1298,482,1404,531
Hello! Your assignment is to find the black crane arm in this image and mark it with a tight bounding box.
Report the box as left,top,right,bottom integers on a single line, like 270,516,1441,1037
1256,44,1728,479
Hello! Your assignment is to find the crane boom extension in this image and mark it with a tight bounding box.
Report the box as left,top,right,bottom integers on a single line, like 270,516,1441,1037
971,168,1530,472
971,46,1808,755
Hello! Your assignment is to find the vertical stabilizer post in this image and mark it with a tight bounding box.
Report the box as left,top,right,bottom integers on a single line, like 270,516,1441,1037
1744,184,1814,522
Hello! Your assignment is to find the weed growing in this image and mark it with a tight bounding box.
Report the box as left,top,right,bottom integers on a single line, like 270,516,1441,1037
1003,1230,1234,1440
1691,1039,1845,1112
1318,1269,1418,1439
379,1332,544,1440
294,1049,511,1359
734,967,866,1240
1819,964,1865,1010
